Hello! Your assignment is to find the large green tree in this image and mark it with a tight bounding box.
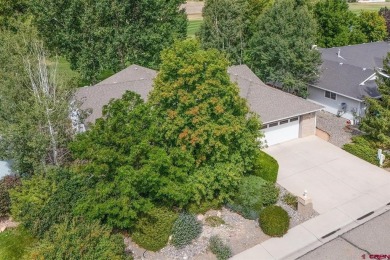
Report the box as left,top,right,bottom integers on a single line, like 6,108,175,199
314,0,365,47
357,11,387,42
0,0,30,31
31,0,187,83
245,0,321,97
360,54,390,149
0,27,74,175
198,0,272,64
69,40,262,229
149,39,262,173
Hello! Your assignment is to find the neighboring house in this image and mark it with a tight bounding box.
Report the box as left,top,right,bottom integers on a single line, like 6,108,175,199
308,42,390,122
75,64,322,146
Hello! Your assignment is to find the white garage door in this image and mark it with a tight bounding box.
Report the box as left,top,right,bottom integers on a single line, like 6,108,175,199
262,117,299,146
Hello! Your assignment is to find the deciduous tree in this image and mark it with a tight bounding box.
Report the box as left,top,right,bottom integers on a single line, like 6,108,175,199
357,11,387,42
0,28,74,175
31,0,187,83
246,0,321,97
198,0,272,64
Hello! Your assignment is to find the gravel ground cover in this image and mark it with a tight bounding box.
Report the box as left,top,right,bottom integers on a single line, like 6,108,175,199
316,111,361,147
125,186,319,260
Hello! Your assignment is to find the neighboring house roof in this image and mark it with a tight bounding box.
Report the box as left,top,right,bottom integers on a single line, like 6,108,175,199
75,64,323,125
228,65,323,123
75,65,156,124
314,42,390,100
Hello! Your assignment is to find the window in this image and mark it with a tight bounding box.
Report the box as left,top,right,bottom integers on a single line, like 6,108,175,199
280,119,289,125
290,117,299,122
325,91,336,100
268,122,278,127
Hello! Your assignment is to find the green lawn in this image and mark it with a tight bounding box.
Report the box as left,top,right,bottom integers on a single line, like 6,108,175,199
0,228,36,260
188,19,203,38
349,2,390,14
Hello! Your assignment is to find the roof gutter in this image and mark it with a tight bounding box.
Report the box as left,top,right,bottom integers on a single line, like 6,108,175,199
308,84,364,102
262,108,323,124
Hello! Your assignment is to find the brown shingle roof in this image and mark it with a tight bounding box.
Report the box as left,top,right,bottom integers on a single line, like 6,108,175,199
75,64,323,125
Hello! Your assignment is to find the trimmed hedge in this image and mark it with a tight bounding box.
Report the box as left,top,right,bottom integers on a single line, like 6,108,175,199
343,136,379,166
252,151,279,183
209,235,232,260
259,205,289,237
131,207,178,252
171,213,202,248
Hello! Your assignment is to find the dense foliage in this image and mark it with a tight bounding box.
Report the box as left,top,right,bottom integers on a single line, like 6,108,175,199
360,53,390,150
10,168,81,238
131,207,178,252
252,151,279,183
31,0,187,83
198,0,272,64
149,39,262,204
0,227,36,260
259,205,290,237
343,136,380,166
24,219,129,260
0,175,21,217
209,235,232,260
228,175,278,219
246,0,321,97
171,213,202,248
379,7,390,39
0,27,75,175
314,0,386,47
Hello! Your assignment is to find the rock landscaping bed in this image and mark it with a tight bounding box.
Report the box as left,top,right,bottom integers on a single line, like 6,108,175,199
124,186,319,260
316,111,362,147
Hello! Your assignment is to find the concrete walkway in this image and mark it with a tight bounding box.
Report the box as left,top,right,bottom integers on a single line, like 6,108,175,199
232,136,390,260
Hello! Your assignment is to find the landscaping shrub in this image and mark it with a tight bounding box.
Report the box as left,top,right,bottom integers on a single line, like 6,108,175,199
0,227,36,260
0,175,21,217
252,151,279,183
24,219,129,260
131,207,178,252
259,205,290,237
205,216,225,227
10,168,81,238
171,213,202,248
343,136,380,166
234,176,264,216
208,235,232,260
261,182,279,207
282,193,298,210
187,199,221,214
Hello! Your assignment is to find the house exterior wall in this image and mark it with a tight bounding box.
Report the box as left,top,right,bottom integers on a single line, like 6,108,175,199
299,112,316,138
307,86,362,121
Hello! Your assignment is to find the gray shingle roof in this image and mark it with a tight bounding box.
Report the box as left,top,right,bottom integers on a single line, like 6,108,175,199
76,64,322,125
228,65,323,123
75,65,156,124
314,42,390,100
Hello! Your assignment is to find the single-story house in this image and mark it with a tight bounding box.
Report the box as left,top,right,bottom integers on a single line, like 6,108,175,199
76,64,323,146
308,42,390,122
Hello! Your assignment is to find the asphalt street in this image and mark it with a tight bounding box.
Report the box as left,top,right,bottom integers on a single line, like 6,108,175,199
299,210,390,260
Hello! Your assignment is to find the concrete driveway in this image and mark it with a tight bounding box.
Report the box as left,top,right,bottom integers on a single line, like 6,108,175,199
233,136,390,260
266,136,390,215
